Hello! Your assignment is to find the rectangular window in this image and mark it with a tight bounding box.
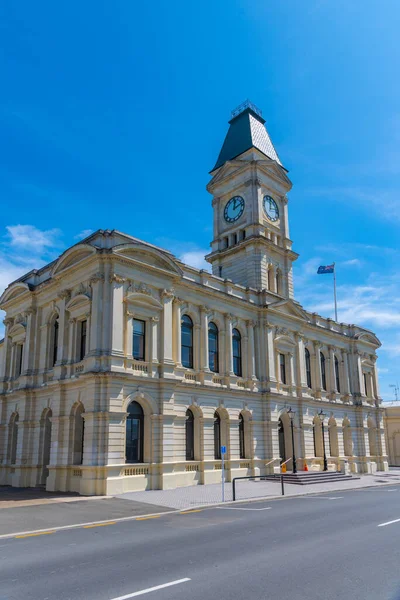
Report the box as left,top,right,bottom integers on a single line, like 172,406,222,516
133,319,146,361
79,320,87,361
16,344,24,376
279,353,286,385
224,237,229,248
241,230,246,240
232,233,238,245
363,372,368,397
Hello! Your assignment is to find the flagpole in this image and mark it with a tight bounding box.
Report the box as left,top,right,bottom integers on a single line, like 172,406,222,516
333,262,338,322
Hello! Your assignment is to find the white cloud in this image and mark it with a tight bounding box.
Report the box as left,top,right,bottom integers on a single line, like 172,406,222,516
74,229,94,241
6,224,62,252
341,258,361,267
179,250,210,271
0,225,65,337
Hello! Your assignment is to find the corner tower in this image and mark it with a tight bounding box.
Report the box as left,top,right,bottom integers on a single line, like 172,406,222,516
206,101,298,298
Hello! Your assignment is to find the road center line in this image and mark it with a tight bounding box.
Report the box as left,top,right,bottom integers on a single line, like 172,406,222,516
217,506,272,511
109,578,191,599
378,518,400,528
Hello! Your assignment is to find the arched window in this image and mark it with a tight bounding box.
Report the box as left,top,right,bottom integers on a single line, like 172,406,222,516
268,267,274,291
185,409,194,461
305,348,312,388
40,408,52,483
181,315,194,369
239,414,245,459
343,418,353,456
208,322,219,373
279,353,286,384
232,329,242,377
276,270,281,295
334,355,340,393
52,320,59,367
320,352,327,391
72,404,85,465
214,412,221,459
8,413,19,465
126,401,144,463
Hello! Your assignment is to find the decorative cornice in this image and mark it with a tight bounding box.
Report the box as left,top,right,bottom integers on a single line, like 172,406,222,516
128,281,153,296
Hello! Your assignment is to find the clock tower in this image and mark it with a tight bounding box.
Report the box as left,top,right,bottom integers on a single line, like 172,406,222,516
205,101,298,299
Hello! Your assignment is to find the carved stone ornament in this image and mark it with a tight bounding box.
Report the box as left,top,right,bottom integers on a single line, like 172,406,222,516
59,288,71,301
89,273,105,285
128,281,153,296
161,288,175,300
109,274,126,285
3,317,14,327
14,313,24,324
275,326,292,338
246,319,257,328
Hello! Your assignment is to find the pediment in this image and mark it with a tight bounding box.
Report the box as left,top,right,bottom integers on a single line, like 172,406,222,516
113,243,182,276
355,331,381,346
208,160,248,186
257,160,292,188
52,244,97,277
269,299,308,321
0,282,31,306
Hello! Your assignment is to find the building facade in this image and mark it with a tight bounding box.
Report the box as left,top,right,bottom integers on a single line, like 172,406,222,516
384,403,400,466
0,101,388,495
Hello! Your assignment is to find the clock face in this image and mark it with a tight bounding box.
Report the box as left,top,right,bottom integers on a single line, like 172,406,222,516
263,195,279,222
224,196,245,223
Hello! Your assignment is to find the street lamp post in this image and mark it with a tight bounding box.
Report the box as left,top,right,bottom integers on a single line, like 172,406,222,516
318,409,328,472
287,407,297,474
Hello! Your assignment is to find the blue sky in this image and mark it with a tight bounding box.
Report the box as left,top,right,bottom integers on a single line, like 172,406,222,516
0,1,399,399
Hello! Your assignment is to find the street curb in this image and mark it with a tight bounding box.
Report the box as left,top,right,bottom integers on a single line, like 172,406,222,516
1,478,398,540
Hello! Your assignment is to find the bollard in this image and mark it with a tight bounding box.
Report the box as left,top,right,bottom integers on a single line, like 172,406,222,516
281,474,285,496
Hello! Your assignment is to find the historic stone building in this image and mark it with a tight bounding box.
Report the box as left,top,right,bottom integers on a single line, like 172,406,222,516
0,101,388,495
384,402,400,466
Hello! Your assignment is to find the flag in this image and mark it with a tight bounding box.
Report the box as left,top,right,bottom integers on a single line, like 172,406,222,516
317,264,334,274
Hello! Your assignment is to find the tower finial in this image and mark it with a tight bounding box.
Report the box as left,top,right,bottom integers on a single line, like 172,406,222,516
231,99,263,120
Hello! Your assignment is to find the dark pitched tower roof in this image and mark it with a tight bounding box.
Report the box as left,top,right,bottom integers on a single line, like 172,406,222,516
211,100,285,172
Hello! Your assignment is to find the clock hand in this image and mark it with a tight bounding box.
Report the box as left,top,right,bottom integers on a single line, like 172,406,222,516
233,199,238,210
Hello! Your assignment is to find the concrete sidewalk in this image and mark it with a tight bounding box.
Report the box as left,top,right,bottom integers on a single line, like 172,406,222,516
116,469,400,509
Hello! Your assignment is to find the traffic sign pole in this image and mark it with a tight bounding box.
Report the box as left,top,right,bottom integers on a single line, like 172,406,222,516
221,446,226,502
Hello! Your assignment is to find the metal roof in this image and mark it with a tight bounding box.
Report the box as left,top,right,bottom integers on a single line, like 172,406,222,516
211,102,284,172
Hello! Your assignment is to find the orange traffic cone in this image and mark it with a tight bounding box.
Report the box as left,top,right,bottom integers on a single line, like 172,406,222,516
304,462,309,471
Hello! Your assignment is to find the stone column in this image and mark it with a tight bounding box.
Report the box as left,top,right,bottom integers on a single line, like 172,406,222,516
265,325,276,384
88,274,104,356
342,350,351,396
247,320,256,381
67,318,77,364
22,310,35,375
173,298,183,366
161,289,175,376
57,289,70,365
110,274,125,358
288,352,295,390
314,342,322,394
225,314,234,375
372,357,380,400
148,316,159,374
200,306,210,372
328,346,336,393
0,319,13,383
242,333,249,380
296,334,307,389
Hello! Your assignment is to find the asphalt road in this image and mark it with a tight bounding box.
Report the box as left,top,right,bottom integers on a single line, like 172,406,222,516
1,487,400,600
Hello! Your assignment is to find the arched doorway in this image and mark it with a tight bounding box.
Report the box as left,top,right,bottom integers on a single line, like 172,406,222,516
278,418,286,463
39,409,52,485
126,401,144,463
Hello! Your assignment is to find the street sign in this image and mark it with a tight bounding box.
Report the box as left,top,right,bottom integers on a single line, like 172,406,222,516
221,445,226,454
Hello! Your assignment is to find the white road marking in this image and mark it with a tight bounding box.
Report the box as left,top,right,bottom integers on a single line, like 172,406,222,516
378,518,400,528
297,496,343,500
217,506,272,511
109,578,191,599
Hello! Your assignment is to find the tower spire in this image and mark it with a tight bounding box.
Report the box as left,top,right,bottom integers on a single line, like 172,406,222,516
211,100,285,172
